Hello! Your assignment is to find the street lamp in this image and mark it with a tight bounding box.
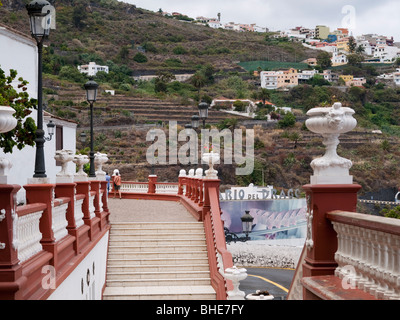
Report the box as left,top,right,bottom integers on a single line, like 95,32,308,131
80,132,87,144
185,124,192,168
26,0,53,178
198,101,209,171
198,101,209,129
149,129,156,175
241,210,254,241
84,79,99,178
45,120,55,141
191,115,199,130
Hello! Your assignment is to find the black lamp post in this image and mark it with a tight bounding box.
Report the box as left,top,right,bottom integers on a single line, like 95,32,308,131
241,210,254,241
198,101,209,129
198,101,209,171
26,0,53,178
149,129,156,175
185,124,192,168
84,80,99,178
190,115,199,168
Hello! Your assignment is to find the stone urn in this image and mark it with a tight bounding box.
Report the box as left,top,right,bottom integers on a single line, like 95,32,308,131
305,102,357,184
0,106,18,183
73,154,89,181
94,152,108,178
195,168,203,178
0,106,18,133
202,151,220,179
224,266,248,300
54,149,74,182
246,290,274,300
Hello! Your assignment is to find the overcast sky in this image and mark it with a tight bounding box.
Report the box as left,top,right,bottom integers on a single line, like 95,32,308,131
120,0,400,41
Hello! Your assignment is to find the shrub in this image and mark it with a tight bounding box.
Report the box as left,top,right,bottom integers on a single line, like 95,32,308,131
172,46,187,55
278,112,296,128
133,53,148,63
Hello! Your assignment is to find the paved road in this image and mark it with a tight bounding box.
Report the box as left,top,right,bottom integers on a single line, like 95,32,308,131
239,267,295,300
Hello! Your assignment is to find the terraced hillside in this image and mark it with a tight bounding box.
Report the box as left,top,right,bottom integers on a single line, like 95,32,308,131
48,85,250,127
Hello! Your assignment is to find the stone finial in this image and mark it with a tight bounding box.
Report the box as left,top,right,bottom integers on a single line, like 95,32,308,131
305,102,357,184
224,266,248,300
73,154,89,181
94,152,108,180
195,168,203,178
54,149,74,183
188,169,195,177
179,169,186,177
202,151,219,179
0,157,12,184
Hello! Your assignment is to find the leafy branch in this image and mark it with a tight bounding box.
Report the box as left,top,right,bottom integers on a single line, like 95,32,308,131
0,67,37,153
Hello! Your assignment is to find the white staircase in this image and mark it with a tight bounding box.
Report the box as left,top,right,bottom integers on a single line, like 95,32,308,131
103,221,216,300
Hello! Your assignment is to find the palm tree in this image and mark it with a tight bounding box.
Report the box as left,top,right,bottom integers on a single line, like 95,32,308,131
258,88,270,105
190,72,206,97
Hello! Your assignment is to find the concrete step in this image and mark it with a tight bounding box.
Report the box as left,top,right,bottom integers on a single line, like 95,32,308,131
106,277,212,287
110,222,204,229
108,250,208,260
103,285,216,300
104,219,216,300
108,244,207,253
107,270,211,281
108,233,204,243
107,257,210,266
107,263,210,273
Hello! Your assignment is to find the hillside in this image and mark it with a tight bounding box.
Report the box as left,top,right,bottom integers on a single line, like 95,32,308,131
2,0,400,209
0,0,317,76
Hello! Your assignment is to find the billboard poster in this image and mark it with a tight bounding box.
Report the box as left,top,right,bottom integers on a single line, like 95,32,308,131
220,193,307,242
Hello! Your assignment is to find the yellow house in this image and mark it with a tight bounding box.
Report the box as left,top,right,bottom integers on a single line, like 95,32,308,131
339,75,353,83
336,37,350,52
277,68,298,88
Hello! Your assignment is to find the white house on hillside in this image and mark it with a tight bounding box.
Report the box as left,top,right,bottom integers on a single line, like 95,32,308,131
0,24,77,203
394,70,400,86
78,62,109,77
373,46,400,62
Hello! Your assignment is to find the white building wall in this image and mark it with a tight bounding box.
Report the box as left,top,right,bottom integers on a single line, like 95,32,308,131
0,26,77,203
47,231,109,300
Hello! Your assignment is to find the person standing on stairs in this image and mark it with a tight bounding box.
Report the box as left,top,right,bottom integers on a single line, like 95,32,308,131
112,169,122,199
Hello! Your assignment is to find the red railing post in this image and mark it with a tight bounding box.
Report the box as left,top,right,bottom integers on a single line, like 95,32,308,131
25,183,77,273
301,184,361,283
24,183,56,244
148,175,157,194
198,180,204,207
76,181,100,241
100,180,110,226
0,184,25,299
178,176,185,196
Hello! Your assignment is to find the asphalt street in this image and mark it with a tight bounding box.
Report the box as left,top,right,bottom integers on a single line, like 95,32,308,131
239,267,295,300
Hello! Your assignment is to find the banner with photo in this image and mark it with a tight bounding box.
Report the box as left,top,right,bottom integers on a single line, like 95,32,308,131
221,198,307,241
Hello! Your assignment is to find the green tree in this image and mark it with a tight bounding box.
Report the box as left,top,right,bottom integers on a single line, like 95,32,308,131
59,66,86,83
154,71,175,93
316,51,332,69
72,4,87,30
381,206,400,219
347,36,357,53
190,72,206,97
257,88,270,104
133,53,148,63
0,68,37,154
278,112,296,128
347,53,364,67
356,45,365,54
